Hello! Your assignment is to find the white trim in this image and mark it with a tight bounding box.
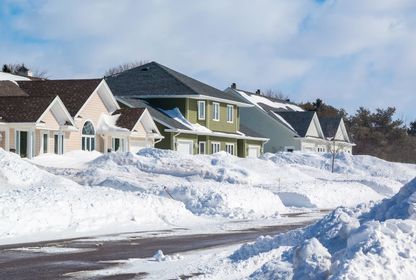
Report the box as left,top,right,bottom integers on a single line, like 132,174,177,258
197,100,206,120
41,131,49,154
198,141,206,154
75,80,120,118
226,104,234,123
247,144,261,158
164,128,269,142
225,142,235,155
119,94,253,107
176,139,194,155
212,102,220,121
81,120,96,151
36,96,75,127
53,131,64,155
133,108,163,138
211,141,221,153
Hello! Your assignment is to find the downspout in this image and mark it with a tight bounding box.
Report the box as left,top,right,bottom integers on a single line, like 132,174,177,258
173,131,181,151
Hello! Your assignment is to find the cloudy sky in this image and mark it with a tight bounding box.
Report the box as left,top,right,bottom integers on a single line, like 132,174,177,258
1,0,416,121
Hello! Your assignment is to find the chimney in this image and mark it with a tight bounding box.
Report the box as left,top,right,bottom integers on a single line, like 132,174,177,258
255,89,261,95
231,82,236,89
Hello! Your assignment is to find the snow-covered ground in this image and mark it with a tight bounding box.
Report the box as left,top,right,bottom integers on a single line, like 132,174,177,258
0,148,412,245
1,148,416,278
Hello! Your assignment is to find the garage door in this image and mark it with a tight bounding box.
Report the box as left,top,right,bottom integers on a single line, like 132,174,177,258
177,140,193,155
248,145,260,158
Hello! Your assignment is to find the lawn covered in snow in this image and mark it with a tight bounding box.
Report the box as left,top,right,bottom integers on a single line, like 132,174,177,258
0,148,414,245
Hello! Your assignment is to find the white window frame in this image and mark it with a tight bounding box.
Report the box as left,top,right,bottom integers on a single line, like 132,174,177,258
211,142,221,153
112,137,126,152
198,141,206,154
15,130,35,158
197,100,206,120
226,105,234,123
212,102,220,121
54,132,64,155
225,143,235,155
42,132,48,154
81,120,96,152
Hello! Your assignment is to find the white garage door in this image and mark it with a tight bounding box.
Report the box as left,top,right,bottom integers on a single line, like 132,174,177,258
130,140,148,154
177,140,193,155
248,145,260,158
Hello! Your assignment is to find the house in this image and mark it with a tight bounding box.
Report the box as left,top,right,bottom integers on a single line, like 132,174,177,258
226,85,354,153
106,62,268,157
0,78,162,158
319,117,353,153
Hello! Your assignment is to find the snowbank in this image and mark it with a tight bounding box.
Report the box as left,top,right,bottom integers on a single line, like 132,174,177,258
0,149,201,244
226,178,416,279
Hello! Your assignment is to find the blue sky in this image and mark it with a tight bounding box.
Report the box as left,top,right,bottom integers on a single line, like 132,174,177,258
1,0,416,121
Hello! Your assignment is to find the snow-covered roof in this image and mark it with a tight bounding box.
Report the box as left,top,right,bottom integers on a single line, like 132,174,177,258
0,72,31,81
234,89,303,112
96,113,130,135
161,108,212,133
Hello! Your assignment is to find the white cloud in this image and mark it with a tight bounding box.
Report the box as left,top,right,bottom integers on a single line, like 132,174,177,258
1,0,416,120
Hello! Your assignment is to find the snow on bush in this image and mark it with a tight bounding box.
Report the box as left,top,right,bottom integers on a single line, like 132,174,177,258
227,178,416,279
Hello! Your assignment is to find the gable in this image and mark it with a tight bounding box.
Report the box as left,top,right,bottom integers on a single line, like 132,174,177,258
77,91,111,123
38,109,60,130
36,96,75,129
305,114,325,139
334,119,350,142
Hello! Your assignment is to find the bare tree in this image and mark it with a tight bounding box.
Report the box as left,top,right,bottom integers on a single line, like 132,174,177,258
2,63,48,79
326,138,343,173
104,60,150,76
262,89,290,101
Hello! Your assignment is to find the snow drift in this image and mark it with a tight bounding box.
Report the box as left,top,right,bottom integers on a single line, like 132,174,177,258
0,149,200,244
228,178,416,279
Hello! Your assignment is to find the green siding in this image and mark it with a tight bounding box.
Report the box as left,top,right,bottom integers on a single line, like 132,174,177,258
237,139,264,157
154,123,172,150
206,101,238,133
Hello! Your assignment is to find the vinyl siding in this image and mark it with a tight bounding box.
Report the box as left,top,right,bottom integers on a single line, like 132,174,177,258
65,91,110,152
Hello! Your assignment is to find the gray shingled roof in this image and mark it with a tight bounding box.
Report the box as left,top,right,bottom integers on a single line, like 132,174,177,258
117,97,190,130
274,111,315,137
106,62,250,104
112,108,146,131
319,117,341,139
239,125,266,139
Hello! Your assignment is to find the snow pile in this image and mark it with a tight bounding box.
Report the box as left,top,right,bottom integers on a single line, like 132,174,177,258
226,178,416,279
0,72,31,81
63,149,288,219
153,250,183,262
0,149,201,244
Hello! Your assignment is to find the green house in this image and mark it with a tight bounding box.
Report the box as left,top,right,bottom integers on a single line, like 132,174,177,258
106,62,268,157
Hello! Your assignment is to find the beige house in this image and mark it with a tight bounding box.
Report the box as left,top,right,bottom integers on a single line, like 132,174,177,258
0,79,162,158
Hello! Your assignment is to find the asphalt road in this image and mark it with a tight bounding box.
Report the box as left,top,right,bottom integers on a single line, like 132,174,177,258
0,215,321,280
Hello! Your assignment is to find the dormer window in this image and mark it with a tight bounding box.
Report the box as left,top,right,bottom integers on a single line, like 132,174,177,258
198,100,206,120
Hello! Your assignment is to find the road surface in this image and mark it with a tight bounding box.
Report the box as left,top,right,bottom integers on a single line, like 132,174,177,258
0,213,324,279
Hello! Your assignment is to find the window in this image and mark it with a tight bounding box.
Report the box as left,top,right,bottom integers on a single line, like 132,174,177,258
199,141,206,154
226,105,234,123
112,137,126,152
211,142,220,153
42,133,48,153
225,143,235,155
198,101,206,120
212,102,220,121
82,121,95,151
54,133,64,155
